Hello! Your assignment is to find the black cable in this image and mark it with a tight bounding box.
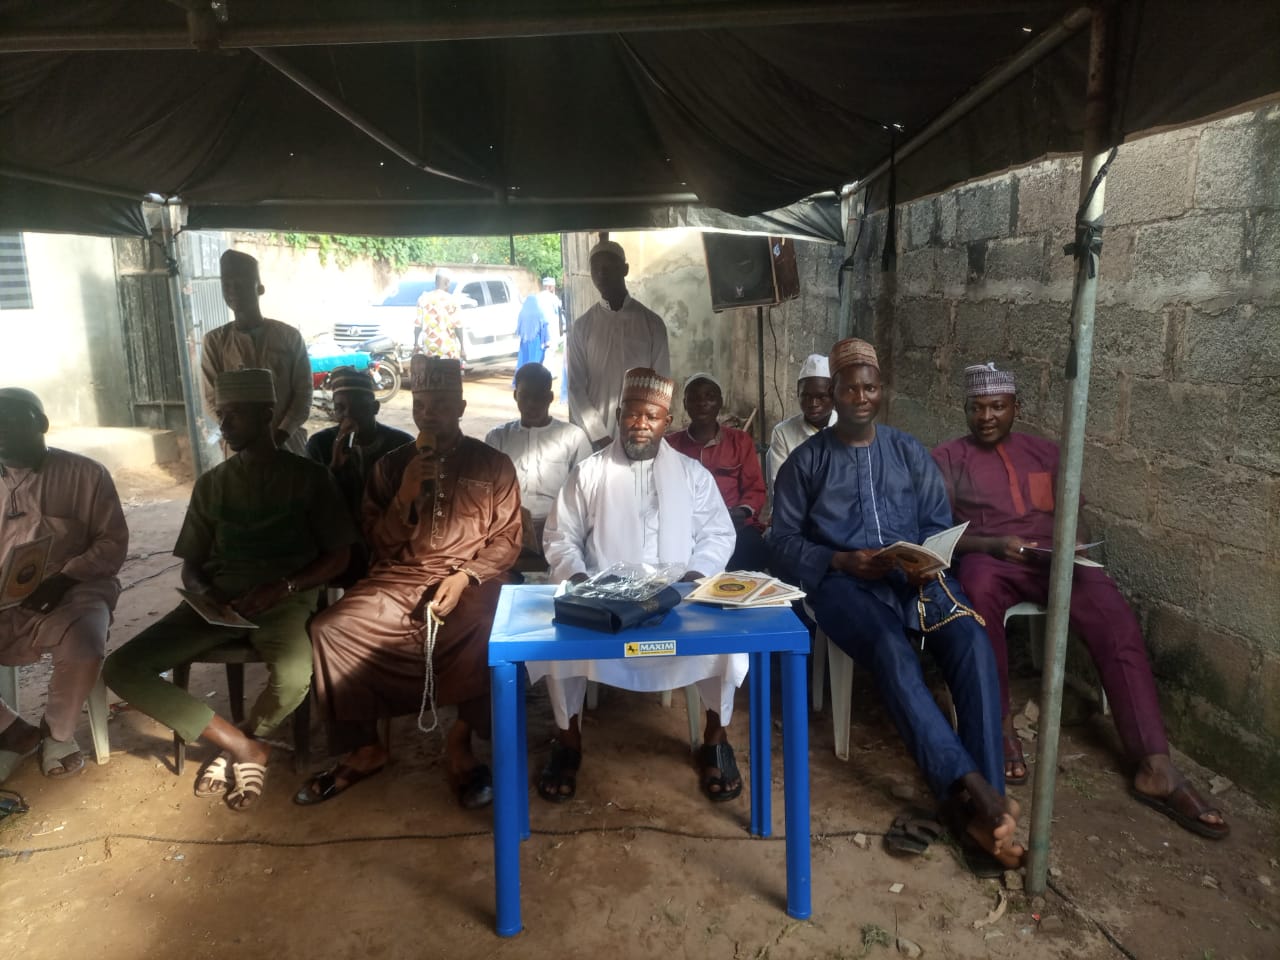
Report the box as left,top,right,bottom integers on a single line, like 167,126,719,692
1046,877,1139,960
0,824,892,860
767,306,786,420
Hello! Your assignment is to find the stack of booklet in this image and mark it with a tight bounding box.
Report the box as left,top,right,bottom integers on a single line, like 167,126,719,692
686,571,805,608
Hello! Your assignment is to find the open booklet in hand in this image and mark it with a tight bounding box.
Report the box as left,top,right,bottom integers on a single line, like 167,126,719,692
686,571,806,608
178,588,258,629
873,522,969,577
0,535,52,610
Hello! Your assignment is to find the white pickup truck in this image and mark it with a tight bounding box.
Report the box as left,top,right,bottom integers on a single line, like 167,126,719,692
333,274,522,366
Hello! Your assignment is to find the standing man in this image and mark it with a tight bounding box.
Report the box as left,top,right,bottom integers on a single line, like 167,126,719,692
105,370,354,811
666,372,769,571
0,388,128,781
485,363,592,556
306,366,413,584
297,356,521,810
770,339,1024,872
415,268,461,360
533,368,741,805
201,249,312,456
567,239,670,449
766,353,836,490
932,362,1227,838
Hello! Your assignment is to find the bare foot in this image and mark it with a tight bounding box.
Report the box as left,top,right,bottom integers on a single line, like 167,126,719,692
956,773,1027,868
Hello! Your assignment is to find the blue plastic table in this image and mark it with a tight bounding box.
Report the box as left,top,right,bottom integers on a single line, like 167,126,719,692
487,584,812,937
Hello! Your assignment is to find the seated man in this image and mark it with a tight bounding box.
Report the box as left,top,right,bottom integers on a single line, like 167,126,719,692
105,370,354,811
770,339,1024,870
932,363,1228,839
484,362,592,558
0,387,128,781
534,368,741,804
766,353,836,490
306,366,413,584
297,356,521,810
666,372,769,571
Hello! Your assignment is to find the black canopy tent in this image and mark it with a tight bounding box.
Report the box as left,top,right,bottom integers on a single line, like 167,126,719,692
2,0,1278,903
2,1,1273,240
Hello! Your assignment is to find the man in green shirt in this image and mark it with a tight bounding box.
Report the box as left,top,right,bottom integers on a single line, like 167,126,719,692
105,369,354,811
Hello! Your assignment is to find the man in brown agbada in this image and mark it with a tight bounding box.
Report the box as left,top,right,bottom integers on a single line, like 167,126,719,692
296,355,521,810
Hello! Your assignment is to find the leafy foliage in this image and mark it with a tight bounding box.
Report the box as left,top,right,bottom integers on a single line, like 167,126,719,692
276,232,562,282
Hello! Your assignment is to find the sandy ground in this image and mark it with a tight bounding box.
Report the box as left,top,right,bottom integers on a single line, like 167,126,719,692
2,373,1277,960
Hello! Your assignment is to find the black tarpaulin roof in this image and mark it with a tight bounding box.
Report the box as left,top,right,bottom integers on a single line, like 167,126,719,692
0,1,1277,239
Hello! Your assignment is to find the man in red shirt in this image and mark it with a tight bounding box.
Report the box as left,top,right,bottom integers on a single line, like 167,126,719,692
932,363,1227,839
666,373,768,571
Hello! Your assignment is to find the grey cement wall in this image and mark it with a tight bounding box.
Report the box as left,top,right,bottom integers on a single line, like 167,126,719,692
784,105,1279,802
1,233,132,428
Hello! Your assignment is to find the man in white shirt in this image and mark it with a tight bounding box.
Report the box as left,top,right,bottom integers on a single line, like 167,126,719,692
566,240,670,449
484,363,592,555
533,368,741,805
766,353,837,489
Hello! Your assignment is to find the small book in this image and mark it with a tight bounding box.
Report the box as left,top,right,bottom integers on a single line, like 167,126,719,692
874,522,969,576
687,571,805,608
178,588,258,629
0,535,52,610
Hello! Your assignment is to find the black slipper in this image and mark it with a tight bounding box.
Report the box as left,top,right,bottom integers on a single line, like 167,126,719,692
959,836,1006,879
698,741,744,803
455,764,493,810
883,811,945,857
537,741,581,804
293,763,385,806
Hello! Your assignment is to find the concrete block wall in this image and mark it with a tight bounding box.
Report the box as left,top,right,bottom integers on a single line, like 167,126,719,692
766,106,1280,801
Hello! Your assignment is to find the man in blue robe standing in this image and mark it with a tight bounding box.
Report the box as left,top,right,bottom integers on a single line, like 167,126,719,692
769,337,1024,873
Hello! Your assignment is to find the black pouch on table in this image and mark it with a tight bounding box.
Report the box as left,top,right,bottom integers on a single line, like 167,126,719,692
552,585,682,634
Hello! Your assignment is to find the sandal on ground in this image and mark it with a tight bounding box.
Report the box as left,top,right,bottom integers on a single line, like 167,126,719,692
1129,781,1230,840
883,810,945,857
537,741,581,804
38,734,85,779
698,741,744,803
1003,733,1028,786
958,835,1006,879
452,764,493,810
225,760,268,812
293,763,385,806
194,753,230,799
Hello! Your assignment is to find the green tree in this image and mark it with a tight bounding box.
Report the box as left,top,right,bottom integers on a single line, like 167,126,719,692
275,232,562,282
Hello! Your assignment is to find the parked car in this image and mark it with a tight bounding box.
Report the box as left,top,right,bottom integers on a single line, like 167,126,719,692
333,274,522,367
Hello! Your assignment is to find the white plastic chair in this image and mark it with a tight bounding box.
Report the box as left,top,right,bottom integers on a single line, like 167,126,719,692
0,664,111,764
805,602,856,761
1003,602,1109,715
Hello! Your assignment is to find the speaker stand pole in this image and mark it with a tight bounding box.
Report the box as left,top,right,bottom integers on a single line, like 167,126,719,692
756,305,768,474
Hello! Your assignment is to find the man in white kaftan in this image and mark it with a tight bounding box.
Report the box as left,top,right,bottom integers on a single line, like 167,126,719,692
485,363,592,553
201,250,313,456
530,368,745,806
566,240,670,448
766,353,837,490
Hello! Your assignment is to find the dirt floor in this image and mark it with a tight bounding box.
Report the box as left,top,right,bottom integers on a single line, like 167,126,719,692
2,374,1277,960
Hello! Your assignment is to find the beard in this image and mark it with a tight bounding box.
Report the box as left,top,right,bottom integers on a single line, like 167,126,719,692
622,437,659,461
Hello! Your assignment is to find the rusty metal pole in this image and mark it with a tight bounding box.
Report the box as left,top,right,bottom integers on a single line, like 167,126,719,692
1025,2,1114,895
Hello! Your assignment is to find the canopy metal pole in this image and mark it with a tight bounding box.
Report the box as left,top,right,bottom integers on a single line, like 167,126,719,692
1025,1,1114,896
159,207,214,477
0,2,1064,53
848,5,1090,196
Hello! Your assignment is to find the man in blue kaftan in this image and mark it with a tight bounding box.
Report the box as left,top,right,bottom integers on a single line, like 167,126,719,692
769,337,1024,872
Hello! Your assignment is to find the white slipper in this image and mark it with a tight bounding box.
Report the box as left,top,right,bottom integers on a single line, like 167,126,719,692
194,753,231,799
226,760,268,812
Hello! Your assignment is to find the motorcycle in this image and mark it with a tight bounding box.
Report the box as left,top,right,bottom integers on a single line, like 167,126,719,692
355,334,405,403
